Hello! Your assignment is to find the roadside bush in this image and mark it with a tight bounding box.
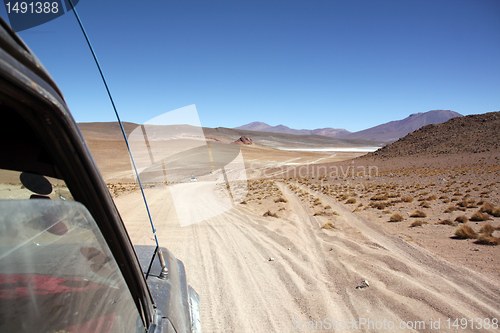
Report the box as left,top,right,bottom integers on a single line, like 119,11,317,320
371,195,389,201
410,220,427,227
454,225,477,239
479,224,495,236
410,210,426,218
475,234,500,245
263,210,278,218
436,219,457,226
455,215,468,223
389,213,404,222
470,211,490,221
480,202,495,215
444,206,458,213
322,222,335,230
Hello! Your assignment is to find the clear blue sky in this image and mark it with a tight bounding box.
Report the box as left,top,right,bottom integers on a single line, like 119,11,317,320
1,0,499,132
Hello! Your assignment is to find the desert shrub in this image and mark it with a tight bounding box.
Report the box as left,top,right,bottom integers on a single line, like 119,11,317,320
492,208,500,217
371,195,389,201
263,210,278,218
274,197,288,203
475,234,500,245
480,202,495,215
479,224,495,236
439,195,448,200
419,201,431,208
410,210,426,218
454,225,477,239
444,206,457,213
324,205,331,209
454,215,468,223
370,201,390,210
313,198,322,205
470,211,490,221
278,207,285,211
436,219,457,226
389,213,404,222
322,222,335,230
426,195,437,201
410,220,427,227
401,197,413,203
240,200,247,205
346,198,357,204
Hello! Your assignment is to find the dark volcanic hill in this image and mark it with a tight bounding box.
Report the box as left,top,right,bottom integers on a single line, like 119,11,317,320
365,111,500,159
235,122,351,138
337,110,462,142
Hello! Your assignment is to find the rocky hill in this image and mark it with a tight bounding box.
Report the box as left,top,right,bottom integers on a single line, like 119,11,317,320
337,110,462,142
365,111,500,159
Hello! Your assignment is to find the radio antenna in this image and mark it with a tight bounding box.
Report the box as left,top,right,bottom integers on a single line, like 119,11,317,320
66,0,168,279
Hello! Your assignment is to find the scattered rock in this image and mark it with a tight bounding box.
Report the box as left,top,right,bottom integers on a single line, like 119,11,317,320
355,280,370,289
268,257,274,261
233,136,254,145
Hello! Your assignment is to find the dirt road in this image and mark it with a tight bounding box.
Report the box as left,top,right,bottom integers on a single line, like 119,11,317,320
115,181,500,332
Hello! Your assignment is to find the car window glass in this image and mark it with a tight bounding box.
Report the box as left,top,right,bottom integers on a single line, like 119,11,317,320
0,199,144,332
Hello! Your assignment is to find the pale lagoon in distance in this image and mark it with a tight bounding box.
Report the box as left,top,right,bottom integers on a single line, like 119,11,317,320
277,147,381,152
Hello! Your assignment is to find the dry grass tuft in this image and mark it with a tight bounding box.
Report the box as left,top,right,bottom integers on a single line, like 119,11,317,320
444,206,458,213
263,210,278,218
455,215,468,223
371,195,389,201
346,198,357,204
479,224,495,236
475,234,500,245
436,219,457,226
401,197,413,203
470,211,490,221
410,220,427,227
419,201,431,208
314,211,327,216
274,197,288,203
389,213,404,222
480,202,495,215
492,208,500,217
322,222,336,230
454,225,477,239
370,201,390,210
410,210,427,218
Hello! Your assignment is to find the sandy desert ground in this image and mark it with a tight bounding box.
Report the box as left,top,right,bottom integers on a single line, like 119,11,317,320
80,123,500,332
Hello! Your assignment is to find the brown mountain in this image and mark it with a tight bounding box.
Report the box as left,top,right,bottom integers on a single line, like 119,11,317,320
365,111,500,159
236,110,461,142
336,110,462,142
235,122,351,137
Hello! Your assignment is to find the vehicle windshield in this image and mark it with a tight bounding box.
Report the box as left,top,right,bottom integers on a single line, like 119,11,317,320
0,199,142,332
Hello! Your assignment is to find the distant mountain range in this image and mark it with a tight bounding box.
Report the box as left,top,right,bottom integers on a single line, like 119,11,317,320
234,122,351,137
235,110,463,143
365,111,500,159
